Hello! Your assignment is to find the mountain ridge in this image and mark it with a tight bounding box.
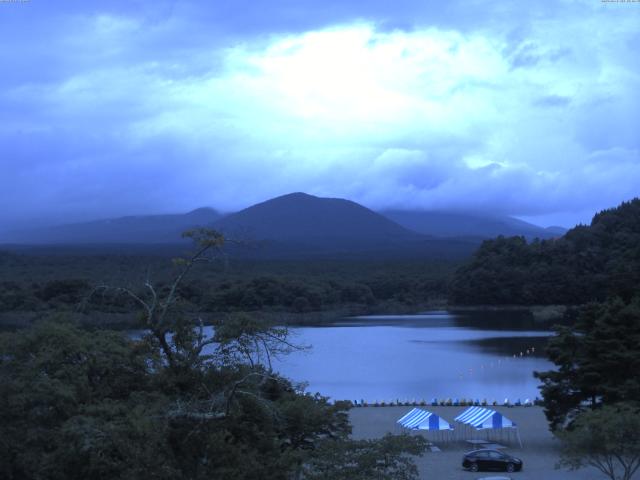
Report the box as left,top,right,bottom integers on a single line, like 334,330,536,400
1,193,566,257
2,207,222,245
380,209,565,240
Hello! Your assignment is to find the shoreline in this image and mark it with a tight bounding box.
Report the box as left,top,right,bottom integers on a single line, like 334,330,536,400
0,301,575,331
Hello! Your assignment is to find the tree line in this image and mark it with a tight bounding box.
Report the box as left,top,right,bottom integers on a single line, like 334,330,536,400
450,199,640,305
0,255,455,325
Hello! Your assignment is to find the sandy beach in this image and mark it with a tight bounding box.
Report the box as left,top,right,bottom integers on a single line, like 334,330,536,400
349,405,609,480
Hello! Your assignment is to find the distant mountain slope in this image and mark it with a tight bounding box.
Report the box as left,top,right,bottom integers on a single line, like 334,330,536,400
450,198,640,305
4,208,221,244
544,226,568,236
380,210,565,240
214,192,418,245
1,194,489,259
214,193,478,258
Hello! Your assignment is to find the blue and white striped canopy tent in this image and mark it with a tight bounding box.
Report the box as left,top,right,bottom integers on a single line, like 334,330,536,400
397,408,453,431
454,406,516,429
397,408,454,443
454,406,522,447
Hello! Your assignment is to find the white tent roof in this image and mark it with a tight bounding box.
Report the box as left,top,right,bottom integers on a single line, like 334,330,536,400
397,408,453,431
454,406,516,430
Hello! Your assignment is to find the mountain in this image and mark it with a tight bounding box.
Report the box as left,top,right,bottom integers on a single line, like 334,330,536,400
3,208,221,244
214,193,478,258
215,192,414,244
380,210,566,240
0,193,480,258
213,193,478,258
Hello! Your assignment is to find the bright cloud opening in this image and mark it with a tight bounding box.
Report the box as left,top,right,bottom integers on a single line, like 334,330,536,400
1,2,639,228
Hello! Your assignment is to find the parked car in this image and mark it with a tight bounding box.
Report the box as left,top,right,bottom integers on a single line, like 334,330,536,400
462,449,523,472
476,477,514,480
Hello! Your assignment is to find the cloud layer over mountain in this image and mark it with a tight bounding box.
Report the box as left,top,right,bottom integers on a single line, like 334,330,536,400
1,0,638,229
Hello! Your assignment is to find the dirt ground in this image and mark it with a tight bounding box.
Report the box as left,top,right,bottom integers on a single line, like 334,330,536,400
349,405,610,480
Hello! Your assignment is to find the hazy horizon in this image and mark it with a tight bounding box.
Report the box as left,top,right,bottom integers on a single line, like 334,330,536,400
0,194,615,233
1,1,639,231
1,190,618,234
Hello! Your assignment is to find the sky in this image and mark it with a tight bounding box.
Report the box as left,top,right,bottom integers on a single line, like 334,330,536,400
1,0,639,230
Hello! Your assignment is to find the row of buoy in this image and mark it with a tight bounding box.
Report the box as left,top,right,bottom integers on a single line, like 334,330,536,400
351,398,538,407
457,346,536,379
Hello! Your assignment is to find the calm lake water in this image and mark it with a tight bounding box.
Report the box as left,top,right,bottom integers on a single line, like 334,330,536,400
272,311,555,403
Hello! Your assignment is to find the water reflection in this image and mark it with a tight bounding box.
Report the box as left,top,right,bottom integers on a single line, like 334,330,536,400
450,309,558,331
341,309,555,331
274,311,555,402
457,336,550,358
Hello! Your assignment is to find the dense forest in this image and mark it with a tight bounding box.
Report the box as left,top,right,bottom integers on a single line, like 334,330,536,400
0,252,456,329
450,199,640,305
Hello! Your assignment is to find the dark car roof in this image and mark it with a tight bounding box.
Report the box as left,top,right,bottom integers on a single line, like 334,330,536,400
476,477,514,480
464,449,522,462
465,449,503,454
465,449,514,456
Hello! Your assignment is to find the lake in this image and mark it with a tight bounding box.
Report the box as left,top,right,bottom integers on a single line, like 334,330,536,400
272,310,555,403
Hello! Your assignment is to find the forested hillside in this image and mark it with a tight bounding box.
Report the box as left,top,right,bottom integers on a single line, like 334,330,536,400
0,253,456,328
450,199,640,305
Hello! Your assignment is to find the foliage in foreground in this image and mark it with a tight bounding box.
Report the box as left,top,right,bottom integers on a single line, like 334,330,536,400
0,230,426,480
303,434,427,480
558,404,640,480
534,296,640,430
535,293,640,479
0,321,426,480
